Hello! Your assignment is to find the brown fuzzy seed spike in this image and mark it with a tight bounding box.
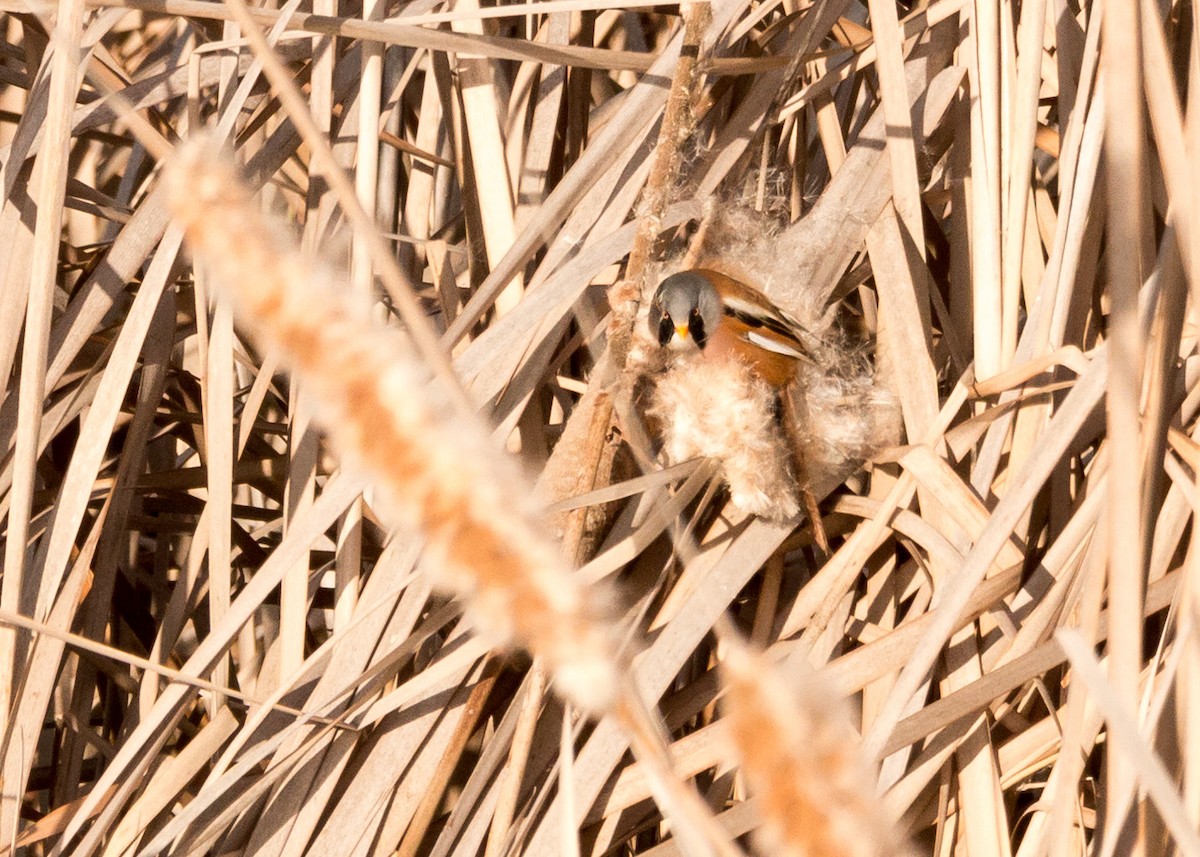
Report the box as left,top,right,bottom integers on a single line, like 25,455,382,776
164,139,621,713
720,637,912,857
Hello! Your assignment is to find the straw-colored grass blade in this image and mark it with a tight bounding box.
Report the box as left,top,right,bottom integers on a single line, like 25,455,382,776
4,0,1200,853
0,2,86,812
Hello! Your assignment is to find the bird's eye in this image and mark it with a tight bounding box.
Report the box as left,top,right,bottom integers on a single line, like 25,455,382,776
656,315,674,346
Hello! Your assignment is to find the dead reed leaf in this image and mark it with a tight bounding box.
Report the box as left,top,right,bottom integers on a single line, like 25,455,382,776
4,0,1200,852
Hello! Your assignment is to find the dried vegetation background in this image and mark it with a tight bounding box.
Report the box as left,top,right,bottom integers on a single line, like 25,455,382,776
0,0,1197,853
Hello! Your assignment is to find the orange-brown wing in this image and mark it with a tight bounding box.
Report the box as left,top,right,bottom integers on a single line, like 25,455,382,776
706,318,801,387
697,269,814,363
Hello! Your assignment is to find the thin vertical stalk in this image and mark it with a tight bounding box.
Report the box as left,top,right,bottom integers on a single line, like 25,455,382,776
1101,0,1148,848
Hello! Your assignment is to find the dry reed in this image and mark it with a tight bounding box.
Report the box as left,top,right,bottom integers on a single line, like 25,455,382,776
0,0,1197,854
163,138,622,714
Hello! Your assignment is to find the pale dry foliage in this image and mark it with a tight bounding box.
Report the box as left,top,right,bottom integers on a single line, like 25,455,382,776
163,138,624,715
0,0,1197,855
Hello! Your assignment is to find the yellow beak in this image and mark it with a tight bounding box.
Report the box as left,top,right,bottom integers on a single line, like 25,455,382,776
674,324,690,342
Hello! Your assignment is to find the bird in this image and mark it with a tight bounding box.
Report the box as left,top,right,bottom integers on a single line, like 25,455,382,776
648,268,814,387
646,268,830,550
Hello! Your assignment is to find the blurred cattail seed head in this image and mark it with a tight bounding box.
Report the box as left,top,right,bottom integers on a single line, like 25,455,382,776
164,138,622,713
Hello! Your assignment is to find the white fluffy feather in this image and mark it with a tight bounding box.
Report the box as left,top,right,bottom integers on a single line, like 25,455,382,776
649,358,800,520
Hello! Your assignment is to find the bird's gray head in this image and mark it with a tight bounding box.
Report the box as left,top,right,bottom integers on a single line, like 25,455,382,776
649,271,723,350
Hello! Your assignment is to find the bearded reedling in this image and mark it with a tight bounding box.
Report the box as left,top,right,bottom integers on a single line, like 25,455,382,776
647,268,829,549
